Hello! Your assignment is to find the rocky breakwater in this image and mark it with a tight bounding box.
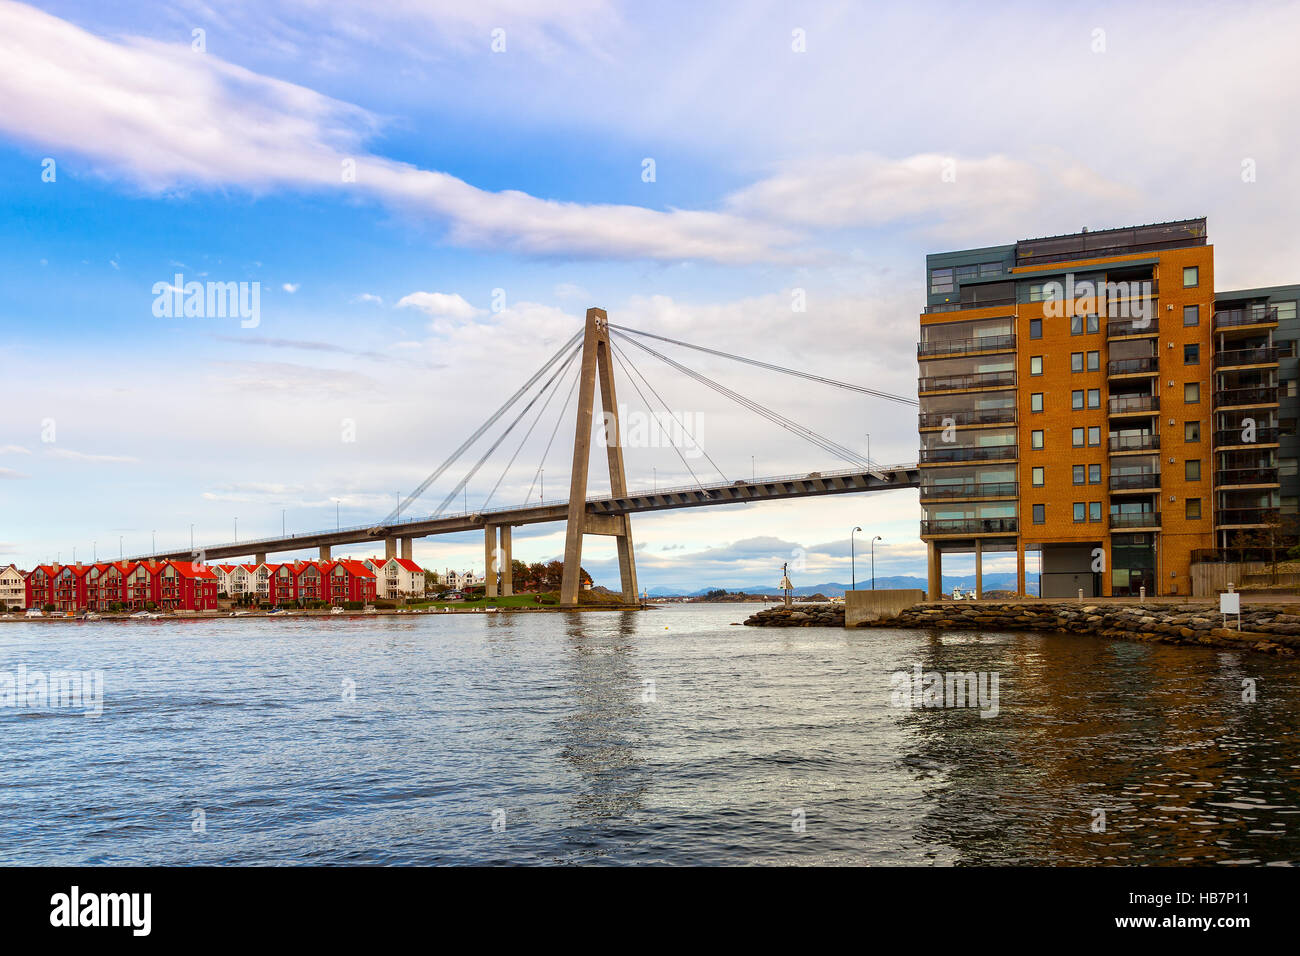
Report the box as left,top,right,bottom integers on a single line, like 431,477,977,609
743,603,845,627
863,601,1300,656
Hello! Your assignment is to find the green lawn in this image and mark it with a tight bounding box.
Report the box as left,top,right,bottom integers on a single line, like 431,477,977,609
407,593,557,610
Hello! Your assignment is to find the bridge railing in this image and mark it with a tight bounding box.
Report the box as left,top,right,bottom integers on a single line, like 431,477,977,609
128,462,919,559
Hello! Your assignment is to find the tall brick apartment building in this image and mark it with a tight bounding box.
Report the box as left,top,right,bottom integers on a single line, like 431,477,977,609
918,219,1296,598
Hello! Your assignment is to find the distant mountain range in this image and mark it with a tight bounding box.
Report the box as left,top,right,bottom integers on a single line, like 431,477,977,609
646,573,1037,597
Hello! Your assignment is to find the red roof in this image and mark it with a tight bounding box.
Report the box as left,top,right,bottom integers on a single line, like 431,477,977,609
393,558,423,573
167,560,217,579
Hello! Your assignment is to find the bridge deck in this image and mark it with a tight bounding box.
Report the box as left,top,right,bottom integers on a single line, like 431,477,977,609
130,464,920,562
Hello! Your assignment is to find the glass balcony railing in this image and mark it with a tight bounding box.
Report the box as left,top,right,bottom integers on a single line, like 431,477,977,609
1108,394,1159,414
917,334,1016,358
918,445,1018,463
1109,512,1161,529
920,517,1018,536
1109,473,1161,491
1213,386,1278,408
1106,317,1159,338
918,370,1016,393
1109,433,1159,452
1215,468,1279,487
1213,426,1280,446
1215,508,1276,526
1213,346,1279,369
1107,356,1158,376
917,408,1017,428
919,481,1018,500
1213,306,1278,329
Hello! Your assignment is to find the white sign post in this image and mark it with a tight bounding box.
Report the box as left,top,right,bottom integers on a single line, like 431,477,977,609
1220,587,1241,631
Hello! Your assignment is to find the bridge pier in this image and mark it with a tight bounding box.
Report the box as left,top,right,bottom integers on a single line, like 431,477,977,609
319,545,331,561
255,552,266,566
500,526,513,596
484,525,499,598
401,537,413,561
927,542,942,600
385,537,397,560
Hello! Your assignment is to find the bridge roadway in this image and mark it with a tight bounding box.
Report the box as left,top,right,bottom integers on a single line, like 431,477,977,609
130,463,922,563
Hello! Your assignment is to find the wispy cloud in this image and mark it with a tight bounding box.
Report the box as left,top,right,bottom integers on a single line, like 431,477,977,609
0,467,30,479
46,448,139,464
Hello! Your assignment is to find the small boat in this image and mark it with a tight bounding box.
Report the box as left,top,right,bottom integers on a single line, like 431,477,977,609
329,607,345,615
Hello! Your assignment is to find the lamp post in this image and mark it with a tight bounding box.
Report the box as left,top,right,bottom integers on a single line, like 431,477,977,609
151,530,156,553
190,524,194,551
850,526,862,591
865,433,871,469
334,499,340,530
871,535,882,590
282,509,286,536
234,517,238,542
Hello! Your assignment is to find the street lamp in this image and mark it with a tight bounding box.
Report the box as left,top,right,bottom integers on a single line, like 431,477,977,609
151,529,156,553
234,517,238,542
871,535,882,590
282,508,286,536
850,526,862,591
190,524,194,551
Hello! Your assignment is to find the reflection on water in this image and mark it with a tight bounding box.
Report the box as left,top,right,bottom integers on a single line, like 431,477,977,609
0,605,1296,865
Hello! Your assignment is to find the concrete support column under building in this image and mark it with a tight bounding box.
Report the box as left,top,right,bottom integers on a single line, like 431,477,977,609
499,526,513,597
927,542,942,600
319,545,331,561
1016,542,1026,597
484,525,499,598
401,537,413,561
974,538,983,600
385,537,397,560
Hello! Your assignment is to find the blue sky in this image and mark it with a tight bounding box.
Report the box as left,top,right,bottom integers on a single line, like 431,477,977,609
2,0,1298,589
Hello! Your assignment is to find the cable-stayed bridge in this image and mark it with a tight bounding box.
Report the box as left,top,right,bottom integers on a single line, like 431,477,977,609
128,309,920,605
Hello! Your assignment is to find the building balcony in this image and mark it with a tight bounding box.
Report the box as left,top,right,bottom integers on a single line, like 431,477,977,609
917,408,1017,429
920,517,1018,537
1109,433,1160,453
1214,306,1278,329
1213,386,1278,409
923,297,1016,315
1215,508,1277,528
919,444,1018,464
1107,356,1158,376
1108,394,1159,415
1213,346,1279,369
1109,472,1161,492
1106,318,1159,338
1215,468,1280,488
1213,426,1279,447
919,481,1018,501
917,370,1016,394
1109,512,1161,530
917,334,1016,359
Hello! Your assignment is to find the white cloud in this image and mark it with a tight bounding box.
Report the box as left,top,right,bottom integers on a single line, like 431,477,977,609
0,467,30,479
352,293,383,305
0,2,793,264
0,444,32,455
396,291,482,321
282,282,300,293
46,448,139,464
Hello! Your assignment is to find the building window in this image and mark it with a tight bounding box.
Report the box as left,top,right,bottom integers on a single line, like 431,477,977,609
1185,421,1201,442
1087,314,1100,333
1033,504,1045,524
1183,304,1199,326
1031,392,1044,412
1031,355,1043,375
1071,315,1084,335
929,268,953,295
1030,318,1042,339
1185,459,1201,481
1072,390,1084,410
1184,382,1200,404
1183,266,1199,288
1072,427,1085,447
1073,502,1086,523
1088,388,1100,409
1071,352,1083,372
1073,465,1086,484
1089,463,1101,484
1184,343,1199,365
1186,498,1202,520
1089,501,1102,522
1088,426,1100,446
1087,351,1100,371
1032,466,1045,486
1032,429,1044,449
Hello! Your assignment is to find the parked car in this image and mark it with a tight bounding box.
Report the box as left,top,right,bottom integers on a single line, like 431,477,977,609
440,591,464,601
25,608,43,618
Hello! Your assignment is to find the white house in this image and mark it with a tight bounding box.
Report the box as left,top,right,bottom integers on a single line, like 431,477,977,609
0,564,26,609
363,557,428,600
442,568,482,591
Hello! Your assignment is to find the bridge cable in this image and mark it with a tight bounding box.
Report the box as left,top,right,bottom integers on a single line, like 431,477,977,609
523,358,582,506
375,330,583,527
608,323,918,407
608,338,728,487
434,340,584,517
481,342,582,511
611,330,872,469
607,340,709,489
